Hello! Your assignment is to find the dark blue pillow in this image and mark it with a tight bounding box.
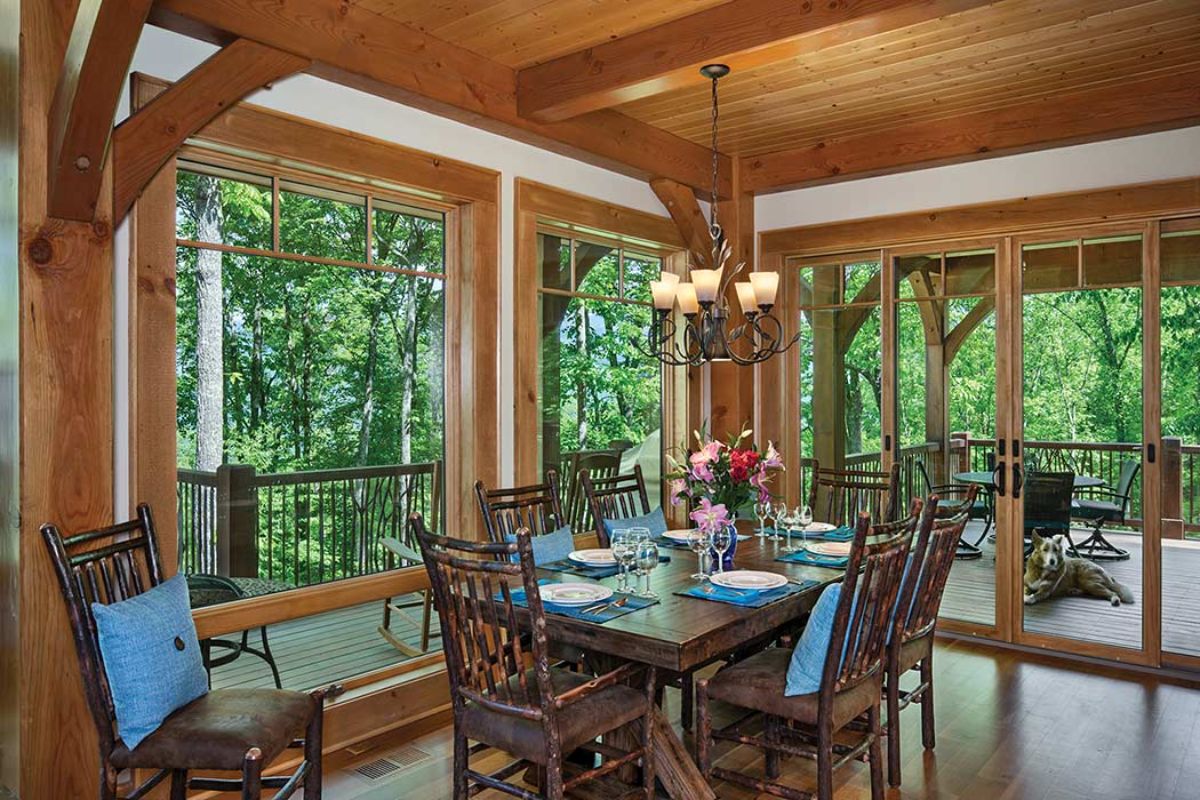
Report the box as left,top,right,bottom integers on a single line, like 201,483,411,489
505,525,576,565
602,507,668,539
91,574,208,749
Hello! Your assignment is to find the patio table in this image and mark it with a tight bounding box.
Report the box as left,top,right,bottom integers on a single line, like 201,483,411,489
953,470,1105,490
509,525,841,799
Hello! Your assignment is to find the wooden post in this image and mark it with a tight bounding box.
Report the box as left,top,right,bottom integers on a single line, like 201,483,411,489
1162,436,1184,540
217,464,259,577
812,269,845,470
950,432,971,478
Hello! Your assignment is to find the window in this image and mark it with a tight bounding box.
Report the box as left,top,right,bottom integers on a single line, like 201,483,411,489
536,231,664,501
174,160,445,595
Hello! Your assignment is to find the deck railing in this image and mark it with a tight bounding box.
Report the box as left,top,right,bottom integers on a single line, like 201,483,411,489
176,461,442,586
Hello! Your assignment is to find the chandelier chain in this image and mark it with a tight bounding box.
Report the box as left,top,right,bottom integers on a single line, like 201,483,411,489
709,71,720,237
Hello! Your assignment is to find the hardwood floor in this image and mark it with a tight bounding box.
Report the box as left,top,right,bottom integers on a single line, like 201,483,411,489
308,638,1200,800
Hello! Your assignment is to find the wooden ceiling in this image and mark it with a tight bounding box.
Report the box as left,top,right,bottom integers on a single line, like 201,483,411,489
150,0,1200,195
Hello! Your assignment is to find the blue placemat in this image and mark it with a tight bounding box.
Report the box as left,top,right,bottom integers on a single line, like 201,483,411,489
675,579,819,608
775,550,850,569
763,525,855,542
504,582,659,623
539,555,670,580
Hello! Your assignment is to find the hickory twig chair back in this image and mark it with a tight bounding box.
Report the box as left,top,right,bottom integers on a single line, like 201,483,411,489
808,461,901,527
475,472,567,543
42,504,326,800
413,514,657,799
580,464,652,547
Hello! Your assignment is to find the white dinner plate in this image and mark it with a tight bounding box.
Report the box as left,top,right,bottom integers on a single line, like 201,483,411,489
710,570,788,592
540,583,613,607
663,529,703,543
803,522,837,533
568,548,616,567
807,541,852,557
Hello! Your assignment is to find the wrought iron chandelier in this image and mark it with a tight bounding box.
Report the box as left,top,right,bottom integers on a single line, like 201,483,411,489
639,64,798,367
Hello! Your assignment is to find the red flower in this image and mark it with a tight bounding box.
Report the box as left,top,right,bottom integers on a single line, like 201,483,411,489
728,449,760,482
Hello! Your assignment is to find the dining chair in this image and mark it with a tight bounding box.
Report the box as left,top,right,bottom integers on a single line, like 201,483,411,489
808,460,901,526
559,448,623,534
412,513,658,800
475,473,567,542
580,464,652,547
1069,458,1139,561
42,504,326,800
696,506,919,800
916,459,991,559
882,494,971,787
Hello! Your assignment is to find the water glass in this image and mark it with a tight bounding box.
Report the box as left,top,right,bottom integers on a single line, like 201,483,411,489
634,540,659,599
628,527,651,587
754,500,771,538
771,500,788,542
611,529,634,592
798,505,814,550
711,525,733,574
689,529,713,581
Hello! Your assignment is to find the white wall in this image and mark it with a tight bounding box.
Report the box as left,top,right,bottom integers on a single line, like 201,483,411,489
114,26,670,513
755,126,1200,232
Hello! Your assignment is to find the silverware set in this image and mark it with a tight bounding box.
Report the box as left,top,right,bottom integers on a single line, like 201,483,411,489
580,596,629,615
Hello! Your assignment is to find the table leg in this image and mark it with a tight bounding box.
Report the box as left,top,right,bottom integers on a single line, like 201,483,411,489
646,708,716,800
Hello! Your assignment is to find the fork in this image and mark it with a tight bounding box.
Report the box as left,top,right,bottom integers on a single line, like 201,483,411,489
582,597,629,615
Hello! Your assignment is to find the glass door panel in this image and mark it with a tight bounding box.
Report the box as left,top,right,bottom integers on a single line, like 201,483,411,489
1161,218,1200,659
895,248,999,629
1019,234,1145,652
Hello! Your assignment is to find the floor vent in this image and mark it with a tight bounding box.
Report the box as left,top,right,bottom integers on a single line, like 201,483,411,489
350,744,434,783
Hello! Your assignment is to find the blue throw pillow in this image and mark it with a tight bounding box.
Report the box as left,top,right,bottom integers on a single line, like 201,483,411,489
602,507,668,539
506,525,576,565
91,574,208,749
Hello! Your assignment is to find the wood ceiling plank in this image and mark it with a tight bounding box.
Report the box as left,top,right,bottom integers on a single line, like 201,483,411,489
517,0,1000,122
112,39,310,223
741,67,1200,193
151,0,731,196
47,0,154,220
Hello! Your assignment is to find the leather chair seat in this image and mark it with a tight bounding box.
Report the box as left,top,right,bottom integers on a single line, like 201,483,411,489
111,688,315,771
705,647,881,730
461,667,647,765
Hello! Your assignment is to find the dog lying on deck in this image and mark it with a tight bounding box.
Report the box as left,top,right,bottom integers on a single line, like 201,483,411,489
1024,531,1135,607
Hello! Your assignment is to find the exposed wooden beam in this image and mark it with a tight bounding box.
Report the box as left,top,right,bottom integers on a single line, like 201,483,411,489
150,0,731,197
517,0,997,122
650,178,711,264
112,39,309,223
48,0,154,220
743,67,1200,193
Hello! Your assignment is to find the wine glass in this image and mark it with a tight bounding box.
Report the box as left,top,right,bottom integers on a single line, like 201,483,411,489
634,539,659,599
780,506,800,553
611,529,633,592
628,527,651,589
689,528,713,582
754,499,771,538
771,500,789,542
711,525,733,574
798,505,814,551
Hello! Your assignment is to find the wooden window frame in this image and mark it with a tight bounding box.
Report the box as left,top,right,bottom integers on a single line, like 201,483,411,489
513,179,690,527
126,72,499,750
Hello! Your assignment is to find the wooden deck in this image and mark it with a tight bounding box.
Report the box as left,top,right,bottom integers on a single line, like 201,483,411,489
942,523,1200,656
207,593,440,691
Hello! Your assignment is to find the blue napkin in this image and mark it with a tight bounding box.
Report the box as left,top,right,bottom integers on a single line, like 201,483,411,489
675,579,819,608
775,550,850,569
504,582,659,623
809,526,855,542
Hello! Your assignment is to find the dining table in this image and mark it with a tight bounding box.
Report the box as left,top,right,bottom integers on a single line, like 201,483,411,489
515,523,847,799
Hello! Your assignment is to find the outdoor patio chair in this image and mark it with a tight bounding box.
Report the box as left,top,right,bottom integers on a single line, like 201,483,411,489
413,514,658,800
1070,458,1139,561
379,461,443,657
916,459,991,560
809,460,901,526
1022,471,1075,554
42,504,327,800
882,496,969,787
696,507,918,800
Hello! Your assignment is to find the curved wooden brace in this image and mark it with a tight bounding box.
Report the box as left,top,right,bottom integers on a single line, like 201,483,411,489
112,38,310,223
945,296,995,364
650,177,712,266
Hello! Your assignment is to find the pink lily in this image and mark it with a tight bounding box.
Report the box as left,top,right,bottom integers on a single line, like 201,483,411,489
690,497,730,533
763,441,783,469
668,478,690,507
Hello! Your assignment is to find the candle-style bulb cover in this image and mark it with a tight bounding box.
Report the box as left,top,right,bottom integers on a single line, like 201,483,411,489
735,282,759,314
676,282,700,315
649,280,677,310
659,271,681,288
749,271,780,307
692,269,720,303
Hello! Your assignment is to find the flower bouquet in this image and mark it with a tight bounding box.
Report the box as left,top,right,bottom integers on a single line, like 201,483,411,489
666,425,783,569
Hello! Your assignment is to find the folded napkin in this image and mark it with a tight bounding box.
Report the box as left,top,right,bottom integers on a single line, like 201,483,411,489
506,583,659,623
775,550,850,569
539,555,671,581
675,579,819,608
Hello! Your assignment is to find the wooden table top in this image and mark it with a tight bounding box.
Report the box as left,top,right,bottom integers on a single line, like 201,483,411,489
532,531,844,673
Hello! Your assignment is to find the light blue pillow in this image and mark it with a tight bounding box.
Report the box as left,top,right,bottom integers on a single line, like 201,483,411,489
91,574,208,749
506,525,576,565
785,582,864,696
602,507,668,539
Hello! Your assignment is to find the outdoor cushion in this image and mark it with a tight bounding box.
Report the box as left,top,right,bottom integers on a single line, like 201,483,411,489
506,524,575,565
110,688,315,770
91,574,209,749
602,506,668,539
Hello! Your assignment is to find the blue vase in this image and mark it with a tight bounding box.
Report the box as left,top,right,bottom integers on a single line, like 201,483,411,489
709,519,738,572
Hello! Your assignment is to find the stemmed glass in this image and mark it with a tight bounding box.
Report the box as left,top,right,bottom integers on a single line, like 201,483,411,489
780,506,800,553
628,527,651,590
689,528,714,582
797,505,814,551
710,525,733,574
770,500,788,543
754,499,771,538
611,529,634,592
634,539,659,599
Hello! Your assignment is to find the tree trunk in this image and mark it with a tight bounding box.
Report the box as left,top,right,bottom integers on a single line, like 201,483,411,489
194,176,224,471
358,311,379,466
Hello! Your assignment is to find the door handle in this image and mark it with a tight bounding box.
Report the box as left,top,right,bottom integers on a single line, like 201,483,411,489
1012,462,1024,500
992,463,1006,497
1148,443,1157,464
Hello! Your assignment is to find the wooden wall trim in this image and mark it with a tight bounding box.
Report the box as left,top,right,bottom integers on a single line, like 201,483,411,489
760,177,1200,258
515,180,684,250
